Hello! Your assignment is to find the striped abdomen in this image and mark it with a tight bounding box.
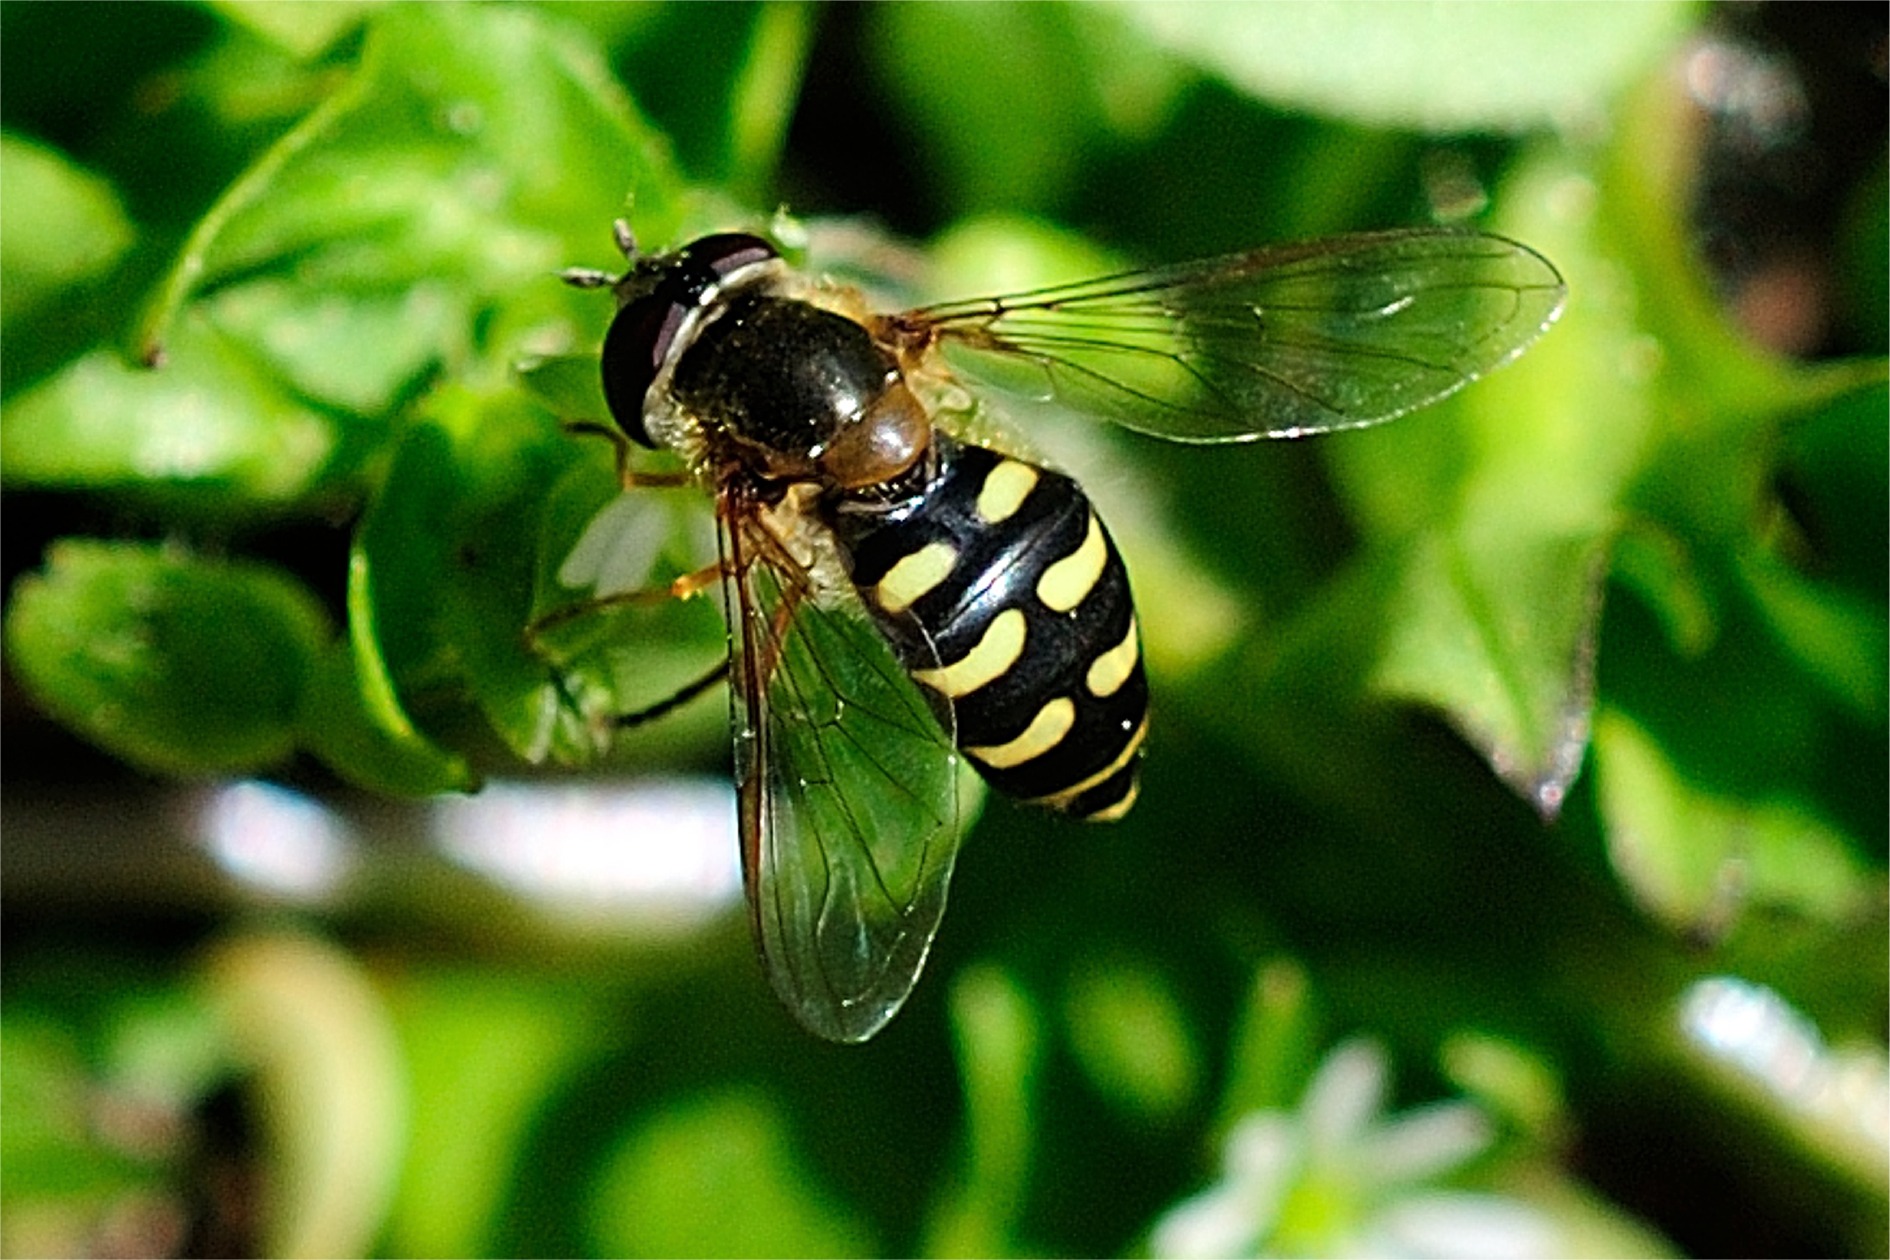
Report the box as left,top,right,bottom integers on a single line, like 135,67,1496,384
832,438,1147,821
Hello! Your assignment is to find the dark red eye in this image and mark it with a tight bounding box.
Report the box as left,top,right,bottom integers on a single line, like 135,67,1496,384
687,233,777,278
597,234,779,447
601,293,688,447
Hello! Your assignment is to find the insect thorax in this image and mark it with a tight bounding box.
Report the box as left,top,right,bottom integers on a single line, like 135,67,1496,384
666,292,901,480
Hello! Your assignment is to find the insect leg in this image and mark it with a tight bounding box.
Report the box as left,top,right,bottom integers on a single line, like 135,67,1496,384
613,659,729,730
526,559,725,648
743,573,806,689
729,505,819,689
525,559,729,747
560,419,691,491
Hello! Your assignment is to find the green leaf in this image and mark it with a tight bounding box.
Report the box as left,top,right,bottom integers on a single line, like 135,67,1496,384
516,352,611,423
722,2,816,198
1611,523,1719,658
36,2,707,773
587,1090,876,1258
1734,542,1887,721
200,275,469,417
1440,1031,1566,1141
339,371,727,780
923,966,1041,1259
298,639,475,796
0,1018,152,1202
1062,957,1200,1126
384,972,601,1259
0,133,135,327
2,313,343,514
1593,709,1877,936
1115,0,1696,133
351,390,564,761
525,458,731,768
920,212,1125,300
1373,525,1608,816
1343,146,1635,815
208,0,374,60
1215,961,1320,1134
605,2,814,202
348,378,724,769
4,540,330,775
137,3,684,371
868,4,1182,216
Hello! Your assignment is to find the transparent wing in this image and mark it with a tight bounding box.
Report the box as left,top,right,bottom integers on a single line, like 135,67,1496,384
894,229,1567,443
720,499,968,1043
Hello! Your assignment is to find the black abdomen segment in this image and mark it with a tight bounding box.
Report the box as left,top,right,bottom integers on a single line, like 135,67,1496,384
833,440,1147,820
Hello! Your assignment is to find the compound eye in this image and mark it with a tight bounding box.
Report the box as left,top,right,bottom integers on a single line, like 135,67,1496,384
600,293,687,447
687,232,778,278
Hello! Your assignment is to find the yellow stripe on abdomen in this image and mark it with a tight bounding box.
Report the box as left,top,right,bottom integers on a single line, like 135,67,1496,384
1036,513,1107,613
975,459,1039,524
1031,714,1148,810
912,608,1027,698
1085,614,1139,697
1083,778,1140,822
966,697,1075,769
874,540,959,614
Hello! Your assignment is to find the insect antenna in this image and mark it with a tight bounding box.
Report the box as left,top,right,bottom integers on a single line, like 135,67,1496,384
559,221,647,289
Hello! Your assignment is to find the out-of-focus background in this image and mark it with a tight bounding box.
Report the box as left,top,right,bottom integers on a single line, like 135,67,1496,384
2,3,1884,1257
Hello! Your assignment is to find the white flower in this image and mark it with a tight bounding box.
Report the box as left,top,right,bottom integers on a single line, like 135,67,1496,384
1150,1039,1560,1260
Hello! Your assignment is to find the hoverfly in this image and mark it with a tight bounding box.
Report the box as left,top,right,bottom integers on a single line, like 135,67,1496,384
555,222,1565,1042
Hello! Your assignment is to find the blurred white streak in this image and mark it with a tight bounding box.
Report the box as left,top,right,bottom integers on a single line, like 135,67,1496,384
1680,975,1890,1169
430,778,742,931
198,780,356,901
1683,38,1807,149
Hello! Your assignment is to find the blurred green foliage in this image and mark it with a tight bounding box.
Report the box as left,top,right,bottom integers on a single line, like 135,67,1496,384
2,2,1884,1258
